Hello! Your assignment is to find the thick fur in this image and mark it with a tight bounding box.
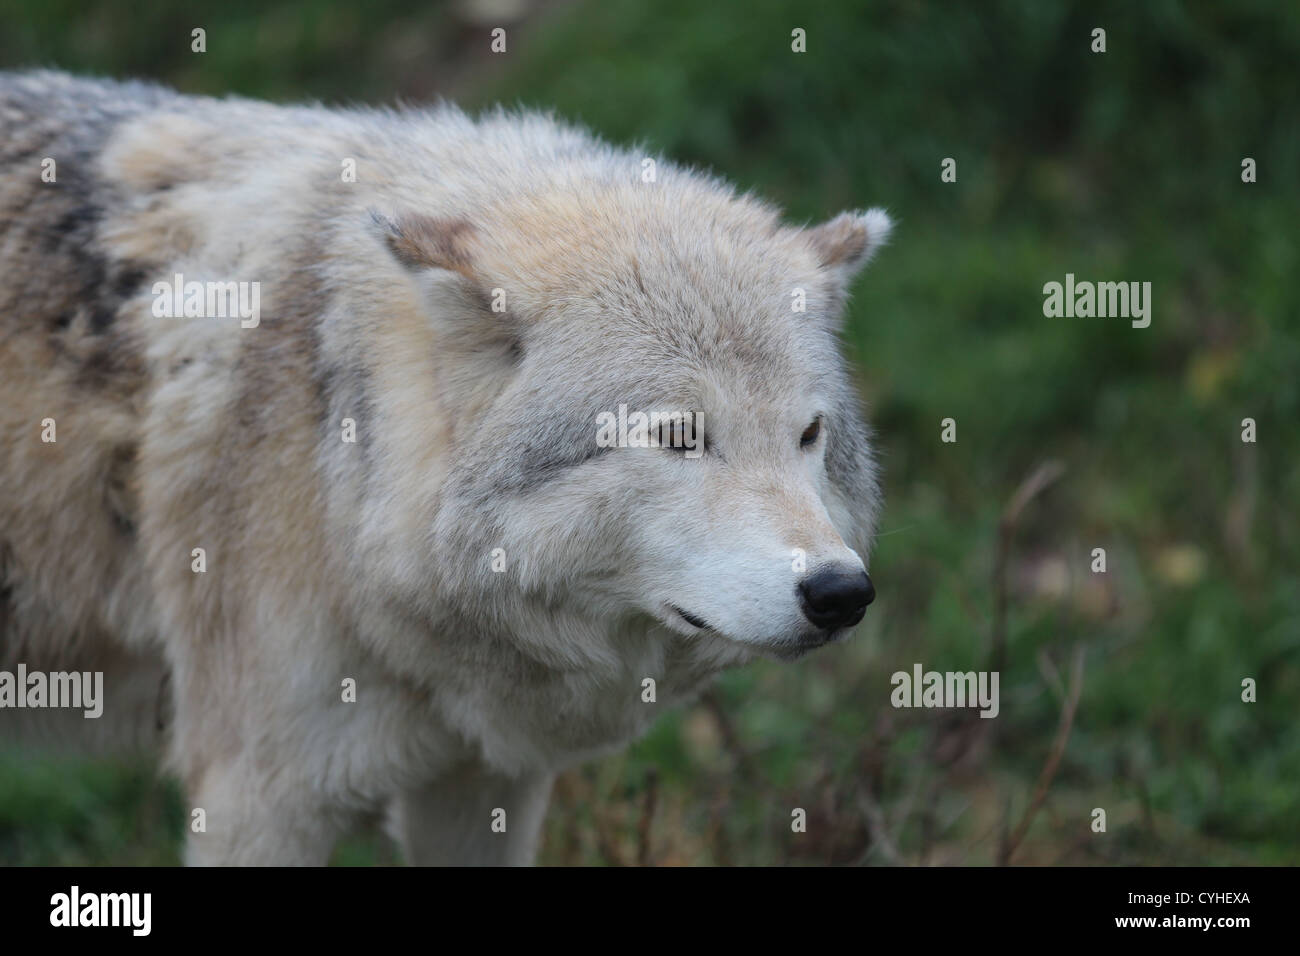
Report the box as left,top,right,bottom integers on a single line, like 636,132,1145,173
0,71,891,865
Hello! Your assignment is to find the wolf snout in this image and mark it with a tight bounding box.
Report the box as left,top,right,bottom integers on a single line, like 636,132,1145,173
798,566,875,631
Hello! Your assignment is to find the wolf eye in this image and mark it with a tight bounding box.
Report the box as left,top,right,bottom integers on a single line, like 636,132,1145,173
656,418,683,450
655,412,704,454
800,417,821,449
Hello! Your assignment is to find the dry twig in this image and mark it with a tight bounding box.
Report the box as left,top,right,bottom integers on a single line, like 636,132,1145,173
636,769,659,866
999,644,1085,864
991,460,1066,675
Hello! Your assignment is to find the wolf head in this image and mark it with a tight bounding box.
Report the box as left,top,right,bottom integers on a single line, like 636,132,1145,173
369,155,889,662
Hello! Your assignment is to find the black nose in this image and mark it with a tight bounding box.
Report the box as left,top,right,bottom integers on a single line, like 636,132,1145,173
798,567,875,631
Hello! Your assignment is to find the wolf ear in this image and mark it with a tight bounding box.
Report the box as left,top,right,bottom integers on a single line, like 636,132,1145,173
371,210,480,280
371,210,521,357
805,208,893,288
372,208,504,319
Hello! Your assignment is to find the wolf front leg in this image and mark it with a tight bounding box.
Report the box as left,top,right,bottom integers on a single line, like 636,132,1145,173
182,760,351,866
391,765,555,866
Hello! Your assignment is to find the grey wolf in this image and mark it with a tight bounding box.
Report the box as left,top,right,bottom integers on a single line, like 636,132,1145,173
0,70,891,864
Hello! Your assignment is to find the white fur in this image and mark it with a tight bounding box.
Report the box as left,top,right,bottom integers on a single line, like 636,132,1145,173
0,73,892,865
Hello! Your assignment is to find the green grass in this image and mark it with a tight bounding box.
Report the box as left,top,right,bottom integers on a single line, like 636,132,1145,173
1,0,1296,864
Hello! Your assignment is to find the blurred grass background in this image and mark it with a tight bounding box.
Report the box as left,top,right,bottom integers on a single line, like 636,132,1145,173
0,0,1296,865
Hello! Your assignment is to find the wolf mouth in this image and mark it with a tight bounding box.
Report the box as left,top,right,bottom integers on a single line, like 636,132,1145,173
670,605,710,630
